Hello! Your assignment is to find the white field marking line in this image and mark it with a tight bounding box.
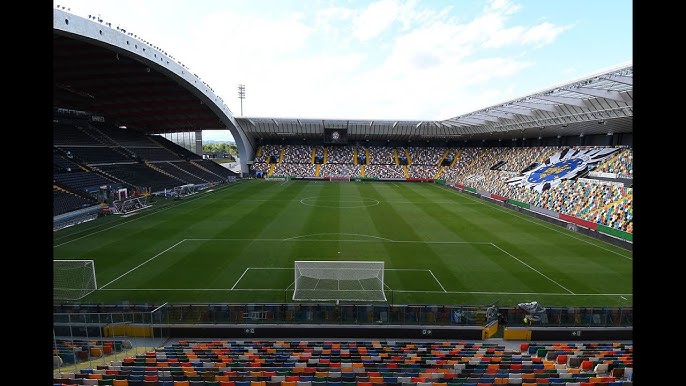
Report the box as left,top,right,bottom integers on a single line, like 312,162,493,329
99,239,187,289
231,268,251,290
53,181,245,247
96,288,632,296
233,267,426,292
151,302,168,313
393,183,401,188
248,267,292,269
490,243,575,294
433,184,632,260
428,270,447,293
215,199,478,205
185,237,488,245
283,233,394,242
240,267,429,271
98,288,287,291
382,200,472,204
389,290,632,296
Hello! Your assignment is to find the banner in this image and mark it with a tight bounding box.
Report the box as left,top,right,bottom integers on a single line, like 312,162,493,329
506,147,621,192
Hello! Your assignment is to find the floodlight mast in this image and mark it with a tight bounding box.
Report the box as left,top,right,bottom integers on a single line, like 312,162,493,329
237,84,245,116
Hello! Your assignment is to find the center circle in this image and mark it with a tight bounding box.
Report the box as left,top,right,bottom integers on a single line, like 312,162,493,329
300,196,380,208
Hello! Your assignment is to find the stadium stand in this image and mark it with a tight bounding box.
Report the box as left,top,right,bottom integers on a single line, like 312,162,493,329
54,339,633,385
53,6,634,384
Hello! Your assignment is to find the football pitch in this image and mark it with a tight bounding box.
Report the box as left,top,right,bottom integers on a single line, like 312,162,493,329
53,179,633,307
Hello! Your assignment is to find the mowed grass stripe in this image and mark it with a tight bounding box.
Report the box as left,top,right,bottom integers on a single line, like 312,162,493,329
389,182,479,295
54,179,631,306
365,183,444,294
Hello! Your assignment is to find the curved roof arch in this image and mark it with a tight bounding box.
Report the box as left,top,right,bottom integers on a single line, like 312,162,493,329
53,7,255,173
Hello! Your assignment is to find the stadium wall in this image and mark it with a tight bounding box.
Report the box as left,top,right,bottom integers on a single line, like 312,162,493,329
504,326,632,341
160,324,484,339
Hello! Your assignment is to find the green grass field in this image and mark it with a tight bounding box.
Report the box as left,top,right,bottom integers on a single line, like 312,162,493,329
53,179,632,307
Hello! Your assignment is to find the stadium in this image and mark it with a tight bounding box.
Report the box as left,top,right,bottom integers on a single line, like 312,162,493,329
53,4,635,385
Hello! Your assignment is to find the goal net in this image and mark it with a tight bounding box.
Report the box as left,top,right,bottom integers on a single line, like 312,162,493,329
53,260,97,301
293,261,386,302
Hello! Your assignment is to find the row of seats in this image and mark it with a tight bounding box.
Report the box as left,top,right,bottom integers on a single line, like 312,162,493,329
54,341,633,386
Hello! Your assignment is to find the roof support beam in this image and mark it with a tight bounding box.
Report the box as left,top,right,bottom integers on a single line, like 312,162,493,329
513,101,559,113
572,86,627,103
603,74,632,85
535,95,588,108
496,106,536,117
470,113,500,123
482,110,516,120
453,117,486,125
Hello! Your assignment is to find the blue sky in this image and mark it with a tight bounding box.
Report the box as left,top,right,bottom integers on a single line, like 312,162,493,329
54,0,632,142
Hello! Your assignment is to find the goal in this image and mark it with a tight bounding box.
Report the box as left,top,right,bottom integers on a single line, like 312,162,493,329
293,261,386,302
53,260,97,301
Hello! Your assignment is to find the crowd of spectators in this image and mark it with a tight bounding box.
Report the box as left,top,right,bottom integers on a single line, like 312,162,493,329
320,163,362,178
408,146,447,165
591,147,633,178
254,144,281,163
281,145,313,163
367,146,396,164
249,144,633,233
364,164,406,179
326,146,355,164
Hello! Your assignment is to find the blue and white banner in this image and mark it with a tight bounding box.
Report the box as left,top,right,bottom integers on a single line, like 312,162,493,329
506,147,620,192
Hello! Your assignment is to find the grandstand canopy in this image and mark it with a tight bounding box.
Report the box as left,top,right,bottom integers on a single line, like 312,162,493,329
54,11,632,143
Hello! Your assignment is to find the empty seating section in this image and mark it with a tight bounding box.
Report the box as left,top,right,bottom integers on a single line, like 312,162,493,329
194,159,239,178
54,340,633,385
54,188,99,216
130,147,186,162
61,146,135,164
152,135,204,159
54,153,122,192
54,123,103,146
55,170,120,193
95,125,161,147
54,338,128,366
94,164,185,193
153,162,212,184
54,121,236,203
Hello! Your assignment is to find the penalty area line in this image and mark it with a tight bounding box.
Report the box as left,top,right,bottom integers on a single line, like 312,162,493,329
97,288,287,291
428,270,447,292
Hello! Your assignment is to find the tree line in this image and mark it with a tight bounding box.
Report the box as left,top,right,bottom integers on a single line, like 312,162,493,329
202,143,238,160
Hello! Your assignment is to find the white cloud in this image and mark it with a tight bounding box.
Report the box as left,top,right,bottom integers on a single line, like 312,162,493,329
352,0,400,41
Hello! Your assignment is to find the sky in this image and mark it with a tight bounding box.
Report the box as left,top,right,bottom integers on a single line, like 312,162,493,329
53,0,632,142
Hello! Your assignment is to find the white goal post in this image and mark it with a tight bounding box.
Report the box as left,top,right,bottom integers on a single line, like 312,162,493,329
293,261,386,302
53,260,97,301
